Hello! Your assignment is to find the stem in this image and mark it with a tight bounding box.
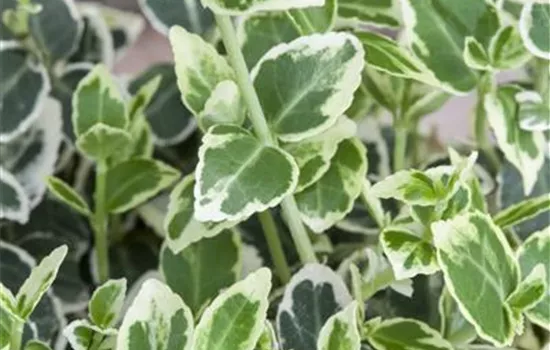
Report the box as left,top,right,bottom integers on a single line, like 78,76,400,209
474,75,500,172
393,126,407,171
93,161,109,283
257,211,291,283
9,319,23,350
534,58,549,105
215,14,317,264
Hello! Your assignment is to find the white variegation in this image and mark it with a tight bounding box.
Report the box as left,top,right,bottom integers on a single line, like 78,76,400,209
76,3,115,68
515,90,550,131
88,279,127,329
63,320,117,350
337,0,401,29
198,80,246,131
75,123,133,160
0,166,30,224
201,0,323,16
519,1,550,59
463,37,491,71
317,301,361,350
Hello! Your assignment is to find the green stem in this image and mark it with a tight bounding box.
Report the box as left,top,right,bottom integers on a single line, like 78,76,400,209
257,211,291,283
393,126,407,171
215,14,317,264
93,161,110,283
534,58,549,105
9,318,23,350
474,75,500,173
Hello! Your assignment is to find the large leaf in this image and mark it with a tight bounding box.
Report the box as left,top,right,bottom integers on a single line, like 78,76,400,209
160,231,241,315
277,264,352,350
295,138,366,233
0,167,29,224
139,0,213,35
105,158,179,214
129,63,197,146
192,268,272,350
517,228,550,330
88,279,127,329
519,1,550,59
116,279,194,350
317,301,361,350
252,32,364,142
201,0,323,15
0,44,50,143
195,125,298,222
338,0,401,29
164,175,235,253
432,212,520,346
170,26,235,115
28,0,82,62
484,85,546,195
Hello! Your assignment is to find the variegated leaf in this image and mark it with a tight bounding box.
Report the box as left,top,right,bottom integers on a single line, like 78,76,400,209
438,288,476,346
23,340,52,350
317,301,361,350
0,167,29,224
277,264,352,350
195,125,298,222
488,26,531,70
494,194,550,230
47,177,90,216
75,124,133,160
432,212,520,346
506,264,546,326
139,0,213,35
116,279,194,350
170,25,235,115
201,0,323,15
338,0,400,29
295,138,366,233
516,90,550,132
255,321,278,350
192,268,272,350
251,32,364,142
371,169,439,206
198,80,246,131
63,320,117,350
286,0,337,34
519,1,550,59
88,279,126,329
463,37,491,71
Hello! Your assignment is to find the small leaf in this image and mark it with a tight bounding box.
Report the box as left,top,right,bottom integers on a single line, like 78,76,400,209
139,0,213,35
63,320,117,350
0,167,30,224
365,318,453,350
519,1,550,59
432,212,520,347
170,25,235,115
494,194,550,229
252,32,364,142
47,177,90,216
75,123,133,160
128,75,162,122
89,279,127,329
506,264,546,315
438,288,476,346
16,245,68,319
371,170,438,206
201,0,323,15
277,264,352,350
488,26,530,70
338,0,400,29
160,231,241,315
24,340,52,350
255,321,278,350
516,90,550,132
317,301,361,350
105,158,180,214
463,37,491,70
198,80,246,131
195,125,298,222
117,279,194,350
192,268,272,350
287,0,337,34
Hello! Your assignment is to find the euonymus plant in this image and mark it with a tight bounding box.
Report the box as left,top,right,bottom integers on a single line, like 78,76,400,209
0,0,549,349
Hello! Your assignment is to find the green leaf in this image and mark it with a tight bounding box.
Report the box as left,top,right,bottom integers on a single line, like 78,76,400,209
254,322,278,350
63,320,117,350
128,75,162,123
198,80,246,131
517,228,550,330
506,264,546,316
164,175,235,254
0,167,29,224
129,63,197,146
105,158,179,214
484,85,546,195
364,318,453,350
284,116,357,192
76,123,133,160
170,25,235,115
72,64,127,138
89,279,127,329
371,170,438,206
160,231,241,315
519,2,550,59
463,37,491,71
27,0,82,62
24,340,52,350
139,0,213,35
201,0,323,15
516,90,550,132
494,194,550,230
295,138,366,232
117,279,194,350
277,264,352,350
47,177,91,216
432,212,520,347
380,227,439,280
338,0,401,29
438,288,476,346
317,301,361,350
0,44,50,143
488,26,531,70
192,268,272,350
252,32,364,142
195,125,298,222
287,0,337,34
15,245,67,319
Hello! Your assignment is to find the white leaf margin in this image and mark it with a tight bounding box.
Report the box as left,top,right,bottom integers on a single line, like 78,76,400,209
519,1,550,60
202,0,324,16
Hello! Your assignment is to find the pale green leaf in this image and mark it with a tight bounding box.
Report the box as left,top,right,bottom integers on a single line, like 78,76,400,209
254,321,278,350
284,116,357,193
484,85,546,195
438,288,477,346
0,166,30,224
139,0,213,35
16,245,68,319
317,301,361,350
338,0,401,29
89,279,127,329
507,264,546,315
488,26,531,70
251,32,364,142
287,0,337,34
432,212,520,347
517,227,550,330
76,123,133,160
47,177,90,216
192,268,272,350
24,340,52,350
519,1,550,59
198,80,246,131
195,125,298,222
371,170,439,206
105,158,180,214
128,75,162,122
295,138,366,233
463,37,491,71
170,25,235,115
63,320,117,350
201,0,323,15
116,279,194,350
494,194,550,229
516,90,550,132
161,231,241,315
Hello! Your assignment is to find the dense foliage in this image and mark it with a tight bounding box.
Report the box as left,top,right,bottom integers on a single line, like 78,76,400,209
0,0,549,349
